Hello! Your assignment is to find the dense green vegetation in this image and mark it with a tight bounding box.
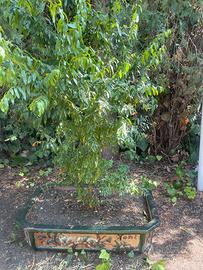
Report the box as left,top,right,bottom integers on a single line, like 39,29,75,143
140,0,203,163
0,0,202,204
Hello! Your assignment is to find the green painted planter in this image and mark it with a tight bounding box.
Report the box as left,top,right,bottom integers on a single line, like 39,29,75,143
17,187,160,252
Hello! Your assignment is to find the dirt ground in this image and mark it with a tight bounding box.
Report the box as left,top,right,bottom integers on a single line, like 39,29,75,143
0,162,203,270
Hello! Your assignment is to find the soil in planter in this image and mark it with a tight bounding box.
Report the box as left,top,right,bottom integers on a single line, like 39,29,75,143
26,187,148,227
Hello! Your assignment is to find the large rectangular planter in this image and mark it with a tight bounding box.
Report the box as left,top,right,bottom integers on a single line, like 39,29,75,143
17,187,160,252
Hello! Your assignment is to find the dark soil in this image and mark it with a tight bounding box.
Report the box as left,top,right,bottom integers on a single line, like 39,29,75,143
26,188,147,227
0,161,203,270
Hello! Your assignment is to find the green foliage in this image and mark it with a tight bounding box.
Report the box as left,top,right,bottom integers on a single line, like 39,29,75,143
183,115,200,164
121,0,203,160
0,108,55,164
164,164,197,203
0,0,202,168
64,248,74,268
39,167,53,177
141,176,160,192
96,249,111,270
151,259,166,270
144,257,166,270
120,115,150,161
98,163,129,197
184,185,197,200
127,250,135,259
0,163,4,168
0,0,170,205
141,0,203,158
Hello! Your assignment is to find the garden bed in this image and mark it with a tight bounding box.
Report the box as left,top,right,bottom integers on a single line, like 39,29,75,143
26,187,147,227
17,186,160,252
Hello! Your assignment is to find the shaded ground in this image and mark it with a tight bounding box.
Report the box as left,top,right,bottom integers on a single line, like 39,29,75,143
0,162,202,270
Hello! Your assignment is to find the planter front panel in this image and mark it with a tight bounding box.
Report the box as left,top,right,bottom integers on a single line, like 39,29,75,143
32,231,140,250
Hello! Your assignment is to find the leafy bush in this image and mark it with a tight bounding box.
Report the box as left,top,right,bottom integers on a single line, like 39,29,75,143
141,0,203,160
0,104,56,165
164,163,197,203
0,0,170,205
118,0,203,162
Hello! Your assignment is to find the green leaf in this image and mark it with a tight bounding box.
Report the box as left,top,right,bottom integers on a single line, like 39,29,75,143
67,23,77,29
49,2,57,24
152,259,166,270
137,137,148,152
171,196,177,204
99,249,110,261
176,166,184,179
0,46,5,64
18,87,27,100
13,88,20,99
29,182,35,187
4,135,17,142
25,0,33,15
167,186,177,196
116,21,122,36
21,70,27,84
29,96,49,117
118,70,123,79
125,62,131,73
96,262,111,270
46,69,60,87
128,250,135,258
57,18,63,33
156,155,162,161
0,96,9,113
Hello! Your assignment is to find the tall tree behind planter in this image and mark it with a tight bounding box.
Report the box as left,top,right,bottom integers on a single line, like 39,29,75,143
140,0,203,159
0,0,170,205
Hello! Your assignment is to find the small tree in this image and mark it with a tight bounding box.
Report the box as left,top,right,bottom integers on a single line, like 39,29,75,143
0,0,170,206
